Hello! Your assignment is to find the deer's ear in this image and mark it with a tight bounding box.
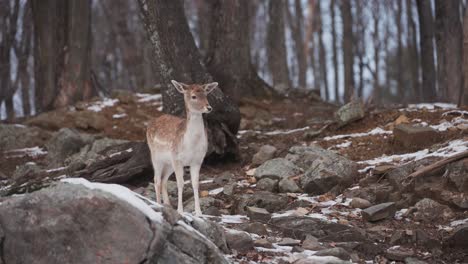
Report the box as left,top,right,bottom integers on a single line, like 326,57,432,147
171,80,189,93
203,82,218,94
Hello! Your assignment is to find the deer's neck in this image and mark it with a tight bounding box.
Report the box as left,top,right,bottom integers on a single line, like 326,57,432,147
183,111,206,142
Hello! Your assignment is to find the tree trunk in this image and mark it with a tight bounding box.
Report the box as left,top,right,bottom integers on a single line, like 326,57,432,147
266,0,291,94
355,0,366,99
416,0,437,102
462,4,468,106
371,1,381,103
341,0,354,102
286,0,307,89
435,0,463,103
31,0,94,113
18,2,32,117
138,0,241,159
204,0,274,102
406,0,420,102
317,0,328,101
396,0,404,101
330,0,339,102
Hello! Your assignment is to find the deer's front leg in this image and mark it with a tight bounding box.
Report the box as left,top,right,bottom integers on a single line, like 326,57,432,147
172,160,185,214
190,164,202,216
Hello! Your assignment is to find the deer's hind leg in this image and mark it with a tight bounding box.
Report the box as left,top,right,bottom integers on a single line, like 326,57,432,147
161,164,174,206
150,151,163,204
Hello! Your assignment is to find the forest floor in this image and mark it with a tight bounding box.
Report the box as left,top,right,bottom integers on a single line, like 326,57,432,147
1,91,468,263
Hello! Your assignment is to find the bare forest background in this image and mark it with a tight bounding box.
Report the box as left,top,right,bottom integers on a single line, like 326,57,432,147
1,0,468,121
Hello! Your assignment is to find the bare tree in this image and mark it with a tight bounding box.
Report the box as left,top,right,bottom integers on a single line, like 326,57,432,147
286,0,307,89
416,0,437,101
16,1,33,116
462,2,468,106
435,0,462,103
330,0,339,102
138,0,241,158
355,0,367,99
396,0,404,101
341,0,354,102
205,0,274,102
406,0,420,101
370,1,381,103
266,0,291,93
317,0,328,100
32,0,94,112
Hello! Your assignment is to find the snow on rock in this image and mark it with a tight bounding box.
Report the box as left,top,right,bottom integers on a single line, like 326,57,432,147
323,127,392,141
358,139,468,171
135,93,162,103
112,113,127,119
109,148,133,158
61,178,163,222
405,103,457,111
221,214,249,224
238,126,310,137
87,98,119,112
4,146,47,158
209,187,224,196
450,218,468,227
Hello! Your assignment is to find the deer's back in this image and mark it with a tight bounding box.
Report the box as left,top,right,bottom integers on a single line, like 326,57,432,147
147,114,185,151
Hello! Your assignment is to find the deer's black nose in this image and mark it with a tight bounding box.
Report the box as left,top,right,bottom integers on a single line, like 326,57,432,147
206,106,212,112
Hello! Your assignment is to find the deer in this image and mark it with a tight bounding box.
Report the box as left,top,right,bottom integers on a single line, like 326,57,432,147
146,80,218,216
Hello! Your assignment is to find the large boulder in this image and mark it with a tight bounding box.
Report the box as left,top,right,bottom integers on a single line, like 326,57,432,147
252,145,277,166
0,124,51,151
446,159,468,194
413,198,454,222
45,128,88,166
0,179,228,264
287,146,358,195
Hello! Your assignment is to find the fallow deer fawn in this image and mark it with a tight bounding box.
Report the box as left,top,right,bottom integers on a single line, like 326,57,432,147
146,80,217,216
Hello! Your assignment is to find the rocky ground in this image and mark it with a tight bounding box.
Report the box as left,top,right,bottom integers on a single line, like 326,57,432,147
1,91,467,263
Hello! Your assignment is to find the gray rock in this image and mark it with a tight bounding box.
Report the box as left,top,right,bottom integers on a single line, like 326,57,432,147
246,206,271,222
302,235,324,250
238,222,268,236
223,182,235,196
350,197,371,209
214,172,235,186
184,196,223,215
413,198,453,222
254,158,301,180
234,192,289,214
446,160,468,194
46,128,86,166
256,178,278,192
362,202,396,222
13,162,42,180
0,182,228,264
66,137,128,166
190,216,229,253
335,101,365,125
405,257,429,264
294,256,351,264
385,247,415,261
225,229,254,253
0,124,51,151
315,247,351,261
445,224,468,248
277,237,301,246
252,145,277,166
254,238,273,248
286,146,358,195
278,178,302,193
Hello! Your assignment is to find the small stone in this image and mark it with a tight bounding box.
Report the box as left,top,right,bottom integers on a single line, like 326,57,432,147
385,246,414,261
335,101,365,125
223,182,235,196
200,190,209,197
254,238,273,248
350,197,371,209
315,247,351,261
214,172,235,186
373,165,396,175
278,178,301,193
254,158,301,180
413,198,453,222
292,246,304,252
302,235,324,250
404,257,429,264
246,206,271,222
239,222,268,236
256,178,278,192
393,124,440,150
252,145,277,166
277,237,301,246
361,202,396,222
225,229,254,253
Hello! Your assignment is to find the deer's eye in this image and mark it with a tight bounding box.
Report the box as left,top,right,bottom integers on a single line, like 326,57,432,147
191,95,197,99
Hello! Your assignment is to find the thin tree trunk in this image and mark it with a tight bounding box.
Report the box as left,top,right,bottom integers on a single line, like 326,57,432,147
371,1,381,103
18,3,32,117
435,0,463,103
355,0,366,99
330,0,339,102
462,3,468,106
406,0,420,102
341,0,354,102
396,0,404,101
317,0,328,101
416,0,437,101
304,0,316,90
138,0,241,159
286,0,306,89
266,0,291,94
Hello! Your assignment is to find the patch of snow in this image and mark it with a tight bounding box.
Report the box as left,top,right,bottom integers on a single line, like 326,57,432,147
109,148,133,158
324,127,392,141
221,214,249,224
209,187,224,195
450,218,468,227
157,106,163,111
61,178,163,223
46,167,67,173
442,110,468,116
335,141,352,148
183,179,213,185
135,93,162,102
348,186,360,190
112,113,127,119
87,98,118,112
4,146,47,158
395,208,408,220
238,126,310,137
406,103,457,111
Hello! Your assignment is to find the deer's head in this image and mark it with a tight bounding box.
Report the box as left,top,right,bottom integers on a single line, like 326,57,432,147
171,80,217,114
